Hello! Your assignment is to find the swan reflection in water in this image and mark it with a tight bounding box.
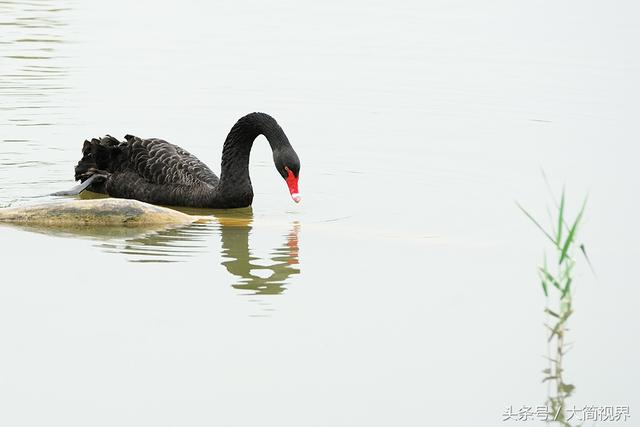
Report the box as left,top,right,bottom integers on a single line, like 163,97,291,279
3,206,300,296
99,207,301,296
218,216,300,295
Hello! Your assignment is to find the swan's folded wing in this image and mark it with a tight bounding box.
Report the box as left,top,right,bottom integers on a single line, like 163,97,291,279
124,135,220,187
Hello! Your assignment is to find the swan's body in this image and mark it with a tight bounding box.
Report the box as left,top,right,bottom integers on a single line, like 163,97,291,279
72,112,300,209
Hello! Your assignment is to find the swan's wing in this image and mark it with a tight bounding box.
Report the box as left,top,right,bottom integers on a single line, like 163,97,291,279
124,135,220,186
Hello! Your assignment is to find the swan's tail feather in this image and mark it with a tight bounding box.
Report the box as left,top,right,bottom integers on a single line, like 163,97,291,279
74,135,122,192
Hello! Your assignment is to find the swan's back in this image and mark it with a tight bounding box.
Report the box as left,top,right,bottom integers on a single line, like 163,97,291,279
124,135,219,186
73,135,221,206
75,135,219,187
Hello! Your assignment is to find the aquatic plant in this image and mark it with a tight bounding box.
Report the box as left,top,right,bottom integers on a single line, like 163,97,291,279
518,188,590,426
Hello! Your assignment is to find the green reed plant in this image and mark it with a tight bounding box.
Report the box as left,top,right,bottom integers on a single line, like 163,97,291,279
518,188,589,426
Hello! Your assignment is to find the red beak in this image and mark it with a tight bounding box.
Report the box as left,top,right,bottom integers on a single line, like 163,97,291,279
285,168,301,203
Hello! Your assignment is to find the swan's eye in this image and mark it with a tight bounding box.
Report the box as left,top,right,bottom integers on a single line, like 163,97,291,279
284,165,298,177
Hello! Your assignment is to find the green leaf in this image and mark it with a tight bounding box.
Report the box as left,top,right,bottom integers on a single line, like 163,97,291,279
580,243,597,276
556,188,565,245
539,266,562,290
546,206,557,241
538,260,549,296
540,279,549,297
559,197,587,265
561,277,572,299
545,308,560,318
517,202,556,245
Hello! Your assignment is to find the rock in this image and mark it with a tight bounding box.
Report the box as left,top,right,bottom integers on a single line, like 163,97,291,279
0,198,194,226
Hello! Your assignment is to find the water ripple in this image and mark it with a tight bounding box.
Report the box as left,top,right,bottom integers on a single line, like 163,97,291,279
0,0,72,129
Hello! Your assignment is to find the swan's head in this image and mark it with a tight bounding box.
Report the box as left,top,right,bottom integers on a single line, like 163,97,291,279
275,148,301,203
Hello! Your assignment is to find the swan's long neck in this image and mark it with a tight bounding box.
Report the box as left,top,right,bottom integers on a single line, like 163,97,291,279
217,113,290,203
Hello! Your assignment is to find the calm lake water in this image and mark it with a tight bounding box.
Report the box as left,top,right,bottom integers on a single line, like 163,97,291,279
1,1,639,426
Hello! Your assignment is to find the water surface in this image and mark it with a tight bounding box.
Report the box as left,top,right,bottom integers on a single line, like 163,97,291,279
1,1,639,426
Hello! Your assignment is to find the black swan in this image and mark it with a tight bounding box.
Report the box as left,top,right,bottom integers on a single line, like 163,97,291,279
59,112,301,209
